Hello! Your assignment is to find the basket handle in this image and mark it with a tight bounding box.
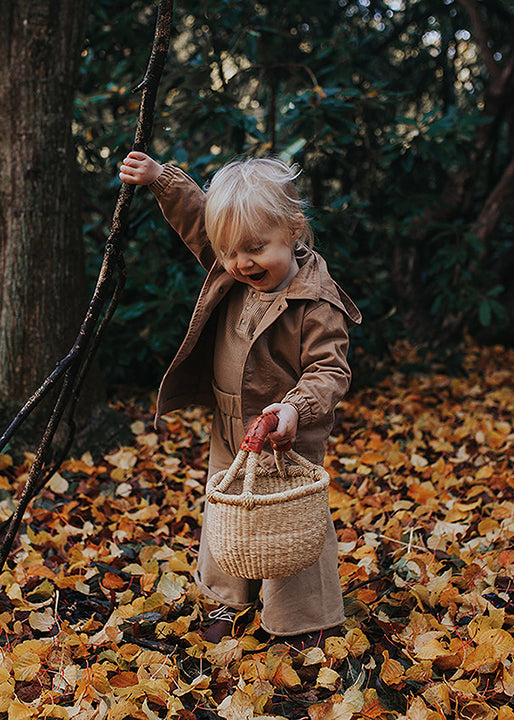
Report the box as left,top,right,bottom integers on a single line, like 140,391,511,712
207,412,296,505
207,412,325,507
240,412,292,453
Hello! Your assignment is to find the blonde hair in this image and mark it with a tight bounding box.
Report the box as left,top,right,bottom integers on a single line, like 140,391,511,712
204,157,314,257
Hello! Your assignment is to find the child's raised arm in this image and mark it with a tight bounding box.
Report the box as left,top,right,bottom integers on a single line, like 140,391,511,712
119,151,163,185
120,152,216,271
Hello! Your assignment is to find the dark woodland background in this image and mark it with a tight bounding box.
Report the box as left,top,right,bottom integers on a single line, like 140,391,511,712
1,0,513,408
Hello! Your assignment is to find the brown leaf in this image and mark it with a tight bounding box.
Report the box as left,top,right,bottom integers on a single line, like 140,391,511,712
109,671,139,688
102,572,126,590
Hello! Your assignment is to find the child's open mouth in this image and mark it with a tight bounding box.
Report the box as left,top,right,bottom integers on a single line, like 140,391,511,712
248,271,266,282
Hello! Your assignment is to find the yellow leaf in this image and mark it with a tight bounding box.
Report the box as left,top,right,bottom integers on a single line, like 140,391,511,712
0,680,15,713
63,664,79,690
105,447,137,469
48,472,69,494
324,636,349,660
41,708,69,719
501,665,514,697
308,687,364,720
216,688,254,720
142,699,160,720
174,673,210,697
474,628,513,661
8,701,36,720
380,650,405,686
239,635,262,653
302,646,326,666
239,655,268,683
156,572,187,603
422,682,451,714
0,454,13,471
111,467,127,482
28,608,55,632
413,633,451,661
12,652,41,682
316,667,340,690
250,679,275,714
118,644,143,662
345,627,371,656
106,699,143,720
405,661,432,682
205,637,242,666
462,643,500,674
476,465,494,479
411,453,428,468
452,679,478,696
131,420,146,435
115,677,169,703
404,696,432,720
136,650,171,668
460,701,496,720
167,697,185,715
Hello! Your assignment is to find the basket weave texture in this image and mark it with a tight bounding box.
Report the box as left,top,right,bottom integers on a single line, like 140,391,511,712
205,413,329,579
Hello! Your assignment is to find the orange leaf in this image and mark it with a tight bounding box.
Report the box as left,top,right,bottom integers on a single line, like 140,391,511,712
380,650,405,686
360,451,385,465
110,671,139,688
498,708,514,720
102,572,126,590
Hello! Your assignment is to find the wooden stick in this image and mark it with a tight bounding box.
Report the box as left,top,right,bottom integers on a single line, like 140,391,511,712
0,0,175,572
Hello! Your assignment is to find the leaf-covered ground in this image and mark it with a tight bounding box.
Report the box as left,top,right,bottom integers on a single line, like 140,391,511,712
0,343,513,720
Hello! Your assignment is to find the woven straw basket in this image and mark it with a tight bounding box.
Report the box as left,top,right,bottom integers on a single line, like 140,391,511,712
205,412,330,579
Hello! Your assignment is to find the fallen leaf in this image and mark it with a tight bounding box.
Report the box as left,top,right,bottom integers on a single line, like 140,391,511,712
315,667,340,690
216,687,254,720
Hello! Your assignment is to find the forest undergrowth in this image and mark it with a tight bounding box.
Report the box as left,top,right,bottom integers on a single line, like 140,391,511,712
0,342,513,720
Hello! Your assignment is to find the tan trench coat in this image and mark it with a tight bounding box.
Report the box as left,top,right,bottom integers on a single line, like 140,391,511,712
150,165,362,465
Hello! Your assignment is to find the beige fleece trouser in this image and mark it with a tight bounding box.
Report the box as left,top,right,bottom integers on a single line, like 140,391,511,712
194,386,345,636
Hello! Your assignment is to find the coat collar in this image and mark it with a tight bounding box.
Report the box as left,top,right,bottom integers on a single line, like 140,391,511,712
208,246,362,327
286,247,362,327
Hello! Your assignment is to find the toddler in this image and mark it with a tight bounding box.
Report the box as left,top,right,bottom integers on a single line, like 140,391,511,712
119,151,362,646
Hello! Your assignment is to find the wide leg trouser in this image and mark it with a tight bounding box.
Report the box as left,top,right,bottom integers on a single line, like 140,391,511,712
194,390,345,636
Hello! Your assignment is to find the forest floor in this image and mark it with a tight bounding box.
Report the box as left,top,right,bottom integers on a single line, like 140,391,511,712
0,342,513,720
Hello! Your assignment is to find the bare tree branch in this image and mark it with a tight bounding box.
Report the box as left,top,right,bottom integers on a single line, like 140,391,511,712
0,0,175,573
476,155,514,253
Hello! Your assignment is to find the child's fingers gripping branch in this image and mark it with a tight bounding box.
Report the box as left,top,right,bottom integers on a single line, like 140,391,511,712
119,151,163,185
262,402,299,448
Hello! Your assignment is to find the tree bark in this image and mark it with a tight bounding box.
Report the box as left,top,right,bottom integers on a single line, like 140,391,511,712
0,1,90,404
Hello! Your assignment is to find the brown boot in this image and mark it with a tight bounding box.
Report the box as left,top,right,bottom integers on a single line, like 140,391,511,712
203,605,237,644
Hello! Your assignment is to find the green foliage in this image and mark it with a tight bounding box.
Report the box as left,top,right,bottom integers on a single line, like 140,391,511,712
77,0,514,387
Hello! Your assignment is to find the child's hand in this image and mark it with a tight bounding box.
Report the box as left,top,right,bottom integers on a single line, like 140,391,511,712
262,403,299,448
119,151,163,185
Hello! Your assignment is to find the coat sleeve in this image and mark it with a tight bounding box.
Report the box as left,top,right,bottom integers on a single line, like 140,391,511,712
149,164,217,271
280,302,352,427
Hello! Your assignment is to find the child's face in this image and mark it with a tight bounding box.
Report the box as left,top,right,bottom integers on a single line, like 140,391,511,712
219,224,298,292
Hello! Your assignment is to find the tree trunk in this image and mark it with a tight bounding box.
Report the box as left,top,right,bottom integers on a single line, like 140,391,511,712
0,2,90,413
